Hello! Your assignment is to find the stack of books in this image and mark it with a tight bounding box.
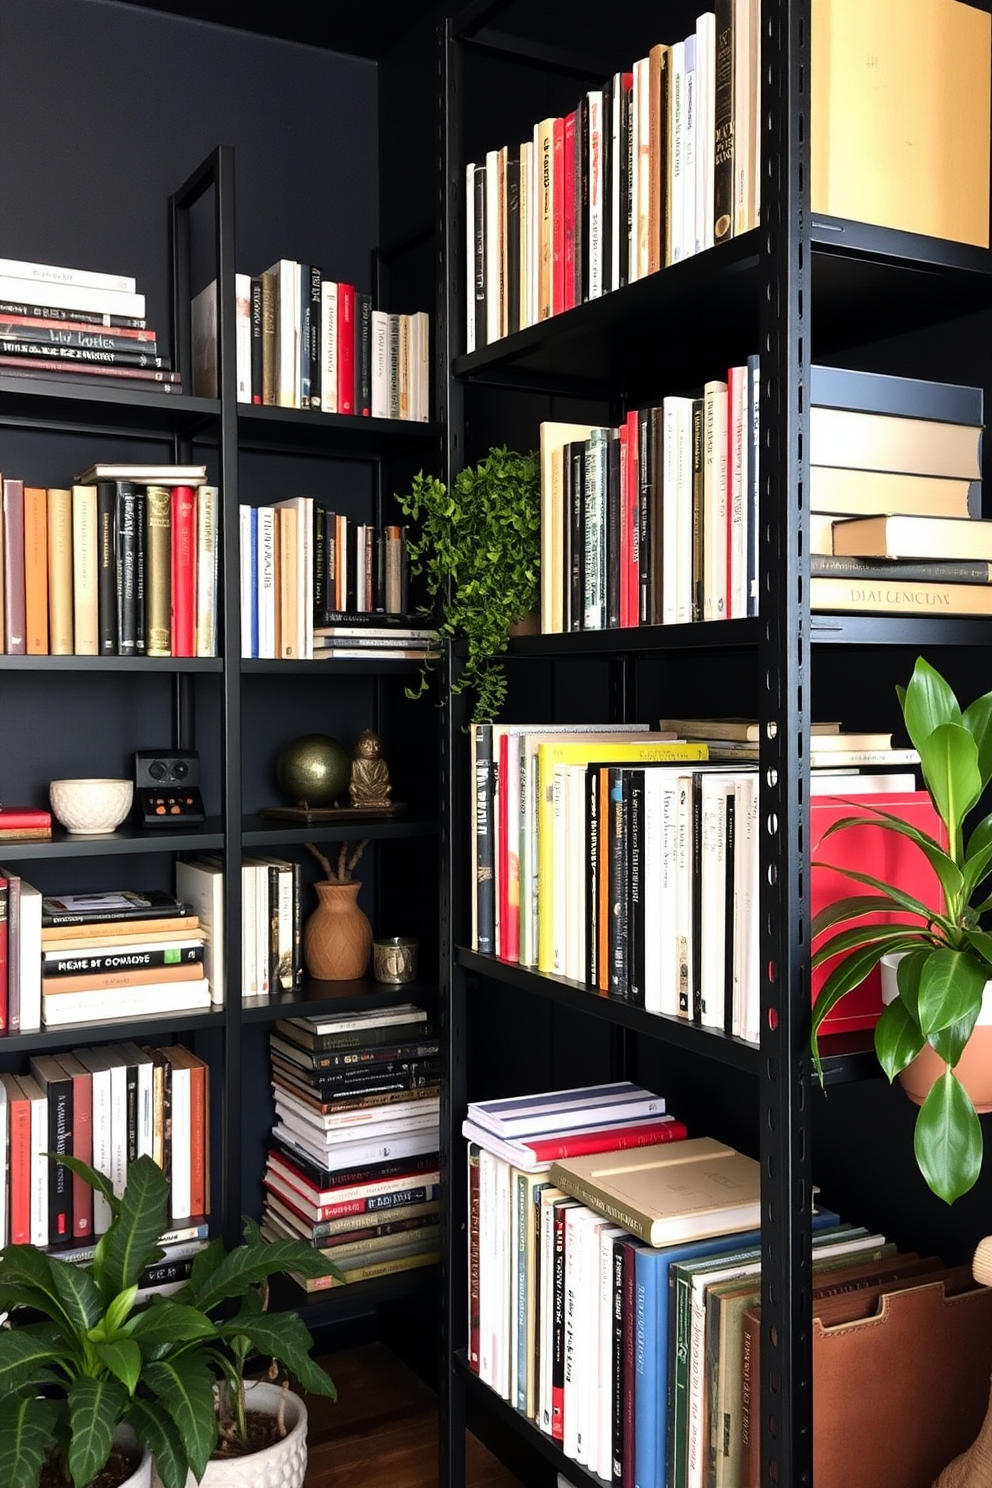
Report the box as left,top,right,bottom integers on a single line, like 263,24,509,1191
0,1037,210,1251
0,255,177,392
262,1002,442,1291
465,8,760,349
0,465,219,657
37,889,212,1027
808,366,991,616
237,500,431,660
192,267,430,419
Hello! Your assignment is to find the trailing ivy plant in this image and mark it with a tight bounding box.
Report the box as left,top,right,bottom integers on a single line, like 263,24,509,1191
395,445,540,722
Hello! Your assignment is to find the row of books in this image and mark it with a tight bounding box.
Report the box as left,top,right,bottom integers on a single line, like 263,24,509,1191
466,5,759,350
470,721,929,1045
0,462,219,657
261,1002,442,1290
237,501,433,660
0,253,180,394
467,1080,992,1488
176,854,301,1003
194,267,430,420
0,1037,210,1249
540,358,758,634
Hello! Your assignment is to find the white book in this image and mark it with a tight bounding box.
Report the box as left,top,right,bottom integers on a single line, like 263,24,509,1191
539,419,609,634
273,494,313,658
0,256,136,295
320,278,338,412
587,91,604,299
254,855,295,990
674,395,695,624
562,764,588,983
670,41,686,263
411,310,430,422
630,59,649,282
0,275,145,318
699,772,737,1029
371,308,390,418
676,774,695,1017
733,772,760,1041
597,1225,626,1479
642,769,682,1016
703,379,729,620
609,73,624,291
41,981,211,1026
168,1054,192,1222
17,874,42,1032
808,772,916,796
107,1042,155,1164
274,1123,439,1176
194,484,219,657
254,505,276,658
235,271,251,402
727,363,748,618
175,857,225,1004
71,482,98,656
239,504,254,659
683,33,698,261
20,1073,49,1246
273,1087,440,1134
550,767,568,976
478,1147,497,1389
518,139,532,329
695,12,717,254
485,148,501,345
76,1047,113,1232
494,1152,513,1401
249,859,270,997
530,123,543,325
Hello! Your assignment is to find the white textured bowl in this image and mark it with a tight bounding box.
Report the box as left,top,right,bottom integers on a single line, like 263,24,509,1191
49,778,133,834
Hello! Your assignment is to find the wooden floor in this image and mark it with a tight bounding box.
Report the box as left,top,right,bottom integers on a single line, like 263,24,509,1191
303,1343,523,1488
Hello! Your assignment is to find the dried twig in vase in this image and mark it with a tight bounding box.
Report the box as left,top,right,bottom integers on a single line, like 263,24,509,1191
305,839,368,883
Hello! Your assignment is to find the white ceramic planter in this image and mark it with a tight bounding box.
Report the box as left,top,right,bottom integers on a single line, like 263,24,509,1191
116,1426,153,1488
152,1382,308,1488
880,952,992,1111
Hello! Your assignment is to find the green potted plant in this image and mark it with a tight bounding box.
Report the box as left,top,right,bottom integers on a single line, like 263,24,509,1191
0,1153,341,1488
395,444,540,721
811,656,992,1205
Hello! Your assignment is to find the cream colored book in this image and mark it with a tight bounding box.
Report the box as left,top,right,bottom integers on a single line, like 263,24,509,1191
71,483,98,656
811,576,992,616
811,0,991,246
548,1136,761,1246
46,486,73,654
811,466,978,519
809,408,982,479
831,514,992,562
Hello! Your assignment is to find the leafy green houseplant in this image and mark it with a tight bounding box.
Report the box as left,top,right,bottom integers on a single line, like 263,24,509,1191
395,445,540,721
0,1153,340,1488
811,657,992,1205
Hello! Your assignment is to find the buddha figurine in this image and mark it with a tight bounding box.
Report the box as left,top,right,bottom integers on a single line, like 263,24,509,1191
349,728,392,809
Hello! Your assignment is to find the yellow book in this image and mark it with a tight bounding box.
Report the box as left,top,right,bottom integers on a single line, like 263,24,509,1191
811,0,991,247
536,739,708,972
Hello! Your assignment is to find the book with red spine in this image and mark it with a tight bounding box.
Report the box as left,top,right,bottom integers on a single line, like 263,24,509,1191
552,117,567,317
337,283,356,416
263,1174,440,1225
624,410,640,628
0,805,52,840
268,1141,439,1197
618,420,631,628
562,110,577,313
169,485,196,658
461,1112,687,1171
2,1073,31,1244
264,1162,441,1222
496,729,521,964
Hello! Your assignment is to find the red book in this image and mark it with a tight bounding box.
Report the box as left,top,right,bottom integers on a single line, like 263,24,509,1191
497,731,520,963
337,283,356,415
624,409,640,628
2,1073,31,1243
468,1143,481,1373
0,875,7,1031
169,485,196,657
0,805,52,842
812,791,946,1034
262,1174,439,1224
3,477,26,654
552,118,566,317
562,110,577,313
268,1147,437,1202
54,1053,93,1240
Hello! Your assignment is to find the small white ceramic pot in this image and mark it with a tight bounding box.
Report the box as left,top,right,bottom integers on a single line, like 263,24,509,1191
880,952,992,1112
49,777,133,834
153,1382,308,1488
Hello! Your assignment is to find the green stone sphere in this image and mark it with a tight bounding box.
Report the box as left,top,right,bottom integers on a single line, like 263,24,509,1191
276,733,351,808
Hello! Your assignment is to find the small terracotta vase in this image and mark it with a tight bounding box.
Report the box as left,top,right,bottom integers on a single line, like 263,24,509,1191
303,880,372,980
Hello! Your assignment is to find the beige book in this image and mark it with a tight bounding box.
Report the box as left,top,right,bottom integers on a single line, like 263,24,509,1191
811,466,977,519
277,503,299,658
810,513,836,554
831,513,992,561
539,420,608,633
648,44,670,274
633,56,651,280
811,575,992,616
734,0,761,236
518,139,531,329
71,484,98,656
143,483,172,657
23,486,48,655
809,408,982,479
536,117,556,321
46,487,73,653
42,914,201,946
811,0,991,246
195,484,219,658
549,1136,761,1246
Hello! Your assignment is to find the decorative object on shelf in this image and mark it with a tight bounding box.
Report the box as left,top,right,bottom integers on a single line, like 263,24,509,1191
133,749,206,828
0,1153,339,1488
275,733,351,809
349,727,392,808
303,840,371,979
935,1237,992,1488
49,777,134,835
395,444,540,721
811,657,992,1204
372,935,419,984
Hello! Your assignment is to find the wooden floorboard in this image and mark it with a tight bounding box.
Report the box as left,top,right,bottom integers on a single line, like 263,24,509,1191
303,1343,524,1488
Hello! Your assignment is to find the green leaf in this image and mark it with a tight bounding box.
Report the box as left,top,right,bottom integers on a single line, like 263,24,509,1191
95,1286,139,1341
961,928,992,969
217,1308,338,1398
0,1323,65,1399
183,1228,338,1313
144,1357,218,1482
811,940,891,1069
901,657,962,753
810,925,930,971
930,1011,980,1072
963,689,992,789
99,1155,171,1297
918,723,982,845
914,1070,982,1204
0,1245,79,1328
916,948,988,1038
810,893,929,941
0,1392,60,1488
874,997,926,1080
126,1301,220,1350
93,1338,142,1395
65,1376,127,1488
811,861,947,928
48,1256,103,1334
819,804,958,903
124,1399,192,1488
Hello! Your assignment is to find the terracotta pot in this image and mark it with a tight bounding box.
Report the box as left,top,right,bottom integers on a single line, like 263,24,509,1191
304,880,372,980
881,953,992,1112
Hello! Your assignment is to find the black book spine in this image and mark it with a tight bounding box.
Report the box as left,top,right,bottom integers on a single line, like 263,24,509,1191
96,481,117,655
278,1058,443,1094
606,428,622,629
309,266,322,413
357,292,372,416
123,1061,138,1165
275,1016,433,1053
474,164,487,349
576,93,589,304
608,765,628,1000
627,770,645,1007
0,341,171,369
0,323,158,354
115,481,137,657
313,504,326,622
724,788,737,1035
474,724,495,955
48,1075,73,1246
619,72,633,288
267,863,281,994
569,443,586,633
611,1237,625,1483
249,276,263,403
290,859,303,989
506,156,521,336
299,262,311,408
134,487,146,654
0,300,146,329
810,554,992,585
691,397,705,621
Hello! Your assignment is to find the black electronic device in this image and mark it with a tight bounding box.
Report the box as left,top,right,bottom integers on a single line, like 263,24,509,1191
134,750,206,828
